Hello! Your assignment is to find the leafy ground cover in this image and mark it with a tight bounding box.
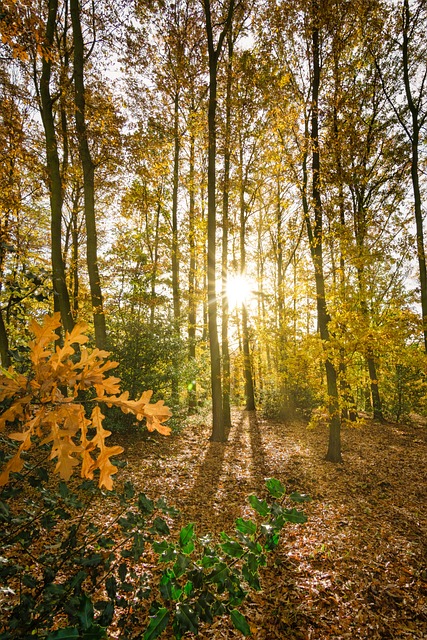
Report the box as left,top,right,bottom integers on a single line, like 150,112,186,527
114,410,427,639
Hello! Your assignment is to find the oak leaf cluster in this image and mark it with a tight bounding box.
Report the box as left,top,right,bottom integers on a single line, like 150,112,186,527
0,313,172,489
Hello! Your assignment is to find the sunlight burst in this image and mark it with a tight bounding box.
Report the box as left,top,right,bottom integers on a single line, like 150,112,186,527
225,273,255,310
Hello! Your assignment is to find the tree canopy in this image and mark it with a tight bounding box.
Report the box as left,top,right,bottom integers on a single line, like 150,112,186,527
1,0,427,452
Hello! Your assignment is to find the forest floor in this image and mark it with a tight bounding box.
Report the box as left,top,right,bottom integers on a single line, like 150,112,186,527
115,409,427,640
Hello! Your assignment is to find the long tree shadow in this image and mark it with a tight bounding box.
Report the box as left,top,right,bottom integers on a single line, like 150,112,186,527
183,412,246,531
247,409,270,488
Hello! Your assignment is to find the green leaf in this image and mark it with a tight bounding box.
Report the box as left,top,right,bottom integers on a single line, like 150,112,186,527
230,609,252,636
235,518,257,536
118,563,127,582
122,480,135,501
175,603,198,635
283,508,307,524
179,522,195,553
77,553,103,567
153,541,177,562
143,608,169,640
131,532,146,560
138,493,154,514
69,570,88,591
264,532,280,551
220,540,245,558
242,563,261,590
97,600,114,627
156,497,179,517
160,569,181,601
248,495,269,516
59,481,69,499
151,516,170,536
22,573,38,588
208,562,229,586
47,628,79,639
200,552,219,568
265,478,285,498
173,553,190,578
0,501,10,520
105,576,117,600
195,592,214,624
289,492,311,503
152,540,169,554
82,625,107,639
77,594,94,631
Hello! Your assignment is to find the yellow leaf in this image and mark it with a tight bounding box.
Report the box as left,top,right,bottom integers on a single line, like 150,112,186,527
54,439,82,481
0,372,28,402
28,314,61,365
0,397,30,430
64,322,90,346
9,430,32,447
146,417,172,436
96,444,125,490
0,451,25,486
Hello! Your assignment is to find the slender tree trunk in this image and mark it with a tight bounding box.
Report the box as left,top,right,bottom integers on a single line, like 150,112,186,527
202,0,235,441
39,0,74,334
221,34,233,428
201,183,208,344
306,17,341,462
188,113,197,414
70,0,106,349
276,176,284,333
402,0,427,351
0,197,10,367
0,310,10,368
149,189,162,328
366,347,383,419
172,90,181,323
353,182,384,421
332,55,356,421
239,143,256,412
71,188,80,319
206,54,224,440
170,90,181,406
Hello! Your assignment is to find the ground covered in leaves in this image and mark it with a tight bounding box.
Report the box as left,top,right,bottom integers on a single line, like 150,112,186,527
114,410,427,639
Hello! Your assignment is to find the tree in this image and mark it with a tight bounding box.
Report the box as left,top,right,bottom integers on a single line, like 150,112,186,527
38,0,74,335
202,0,238,441
220,31,234,427
70,0,107,350
307,1,341,461
371,0,427,352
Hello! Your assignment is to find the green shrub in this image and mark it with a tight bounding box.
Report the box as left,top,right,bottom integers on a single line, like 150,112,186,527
0,471,309,639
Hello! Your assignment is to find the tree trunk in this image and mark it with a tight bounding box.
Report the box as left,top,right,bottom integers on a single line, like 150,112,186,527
306,17,341,462
239,150,256,412
171,90,181,406
71,188,80,319
402,0,427,352
366,347,384,420
0,310,10,368
353,183,384,421
172,90,181,323
39,0,74,334
202,0,235,441
70,0,106,349
221,33,233,428
206,58,224,440
149,190,162,328
188,113,197,414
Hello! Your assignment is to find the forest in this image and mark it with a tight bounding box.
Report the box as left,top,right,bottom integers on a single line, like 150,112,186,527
0,0,426,638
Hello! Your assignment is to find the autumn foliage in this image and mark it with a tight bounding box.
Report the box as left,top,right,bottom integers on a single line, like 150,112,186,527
0,313,172,489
